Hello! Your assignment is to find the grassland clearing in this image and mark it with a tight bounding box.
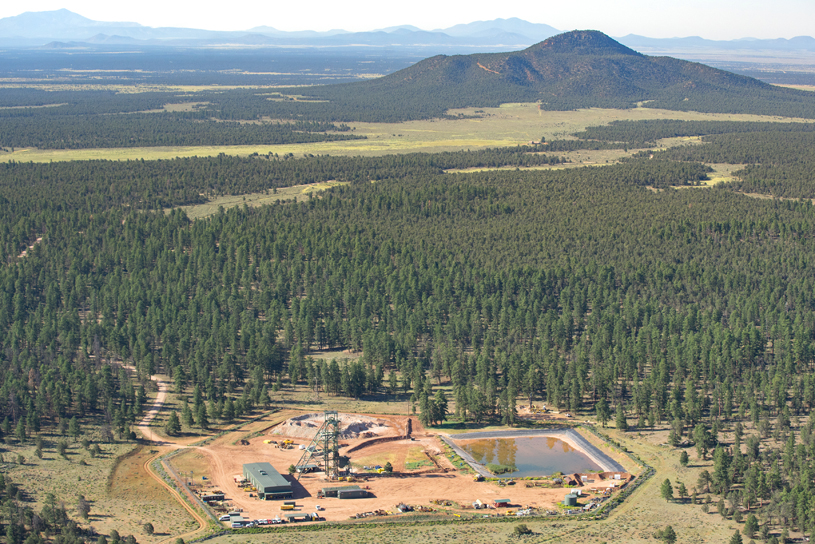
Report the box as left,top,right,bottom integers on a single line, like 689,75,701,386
0,102,68,110
167,181,347,220
704,163,743,185
138,102,212,113
0,430,195,543
107,445,198,541
2,104,809,164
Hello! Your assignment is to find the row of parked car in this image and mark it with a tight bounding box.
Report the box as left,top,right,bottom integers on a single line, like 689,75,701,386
219,515,286,527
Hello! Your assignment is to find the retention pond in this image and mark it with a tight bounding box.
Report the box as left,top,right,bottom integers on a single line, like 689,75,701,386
458,436,601,477
442,428,625,478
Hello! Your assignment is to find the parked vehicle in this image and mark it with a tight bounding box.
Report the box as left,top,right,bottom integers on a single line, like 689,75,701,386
219,515,231,522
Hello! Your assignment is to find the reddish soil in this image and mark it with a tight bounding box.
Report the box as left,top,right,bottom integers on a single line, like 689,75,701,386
192,412,616,523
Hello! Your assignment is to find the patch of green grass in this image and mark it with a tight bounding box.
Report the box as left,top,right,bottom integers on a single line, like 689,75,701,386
404,460,434,470
2,105,806,164
168,181,348,220
351,451,398,469
485,463,517,475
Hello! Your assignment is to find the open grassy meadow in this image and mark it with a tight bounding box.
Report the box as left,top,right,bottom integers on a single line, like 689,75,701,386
169,181,348,220
0,430,196,542
1,104,808,164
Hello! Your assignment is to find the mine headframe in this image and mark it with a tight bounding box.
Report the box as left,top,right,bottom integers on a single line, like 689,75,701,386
294,411,341,481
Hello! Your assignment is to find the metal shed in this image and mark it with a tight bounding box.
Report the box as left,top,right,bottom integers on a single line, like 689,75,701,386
201,493,225,502
242,463,292,500
337,488,368,499
320,485,361,498
284,513,317,522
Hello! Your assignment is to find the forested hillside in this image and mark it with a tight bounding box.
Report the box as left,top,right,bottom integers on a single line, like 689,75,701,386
4,118,815,536
0,130,813,429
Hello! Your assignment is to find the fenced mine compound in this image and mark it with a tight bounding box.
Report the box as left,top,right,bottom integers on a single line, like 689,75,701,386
185,409,636,526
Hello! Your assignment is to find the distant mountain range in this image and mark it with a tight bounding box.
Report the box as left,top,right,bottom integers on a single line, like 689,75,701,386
2,9,815,54
0,10,559,49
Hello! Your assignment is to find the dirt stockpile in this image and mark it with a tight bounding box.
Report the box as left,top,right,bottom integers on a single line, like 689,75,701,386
270,413,394,440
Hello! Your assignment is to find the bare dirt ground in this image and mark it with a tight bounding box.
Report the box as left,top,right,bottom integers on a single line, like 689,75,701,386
129,377,740,543
134,373,170,444
269,412,397,441
189,412,626,524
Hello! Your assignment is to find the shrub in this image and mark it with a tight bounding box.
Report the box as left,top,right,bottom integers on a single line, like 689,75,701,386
486,463,517,475
513,524,532,536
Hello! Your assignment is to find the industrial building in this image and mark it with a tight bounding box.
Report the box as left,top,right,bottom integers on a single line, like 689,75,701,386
242,462,293,500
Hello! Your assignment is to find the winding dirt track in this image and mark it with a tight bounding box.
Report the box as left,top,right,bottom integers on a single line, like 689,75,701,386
144,451,209,544
135,374,170,444
130,370,210,543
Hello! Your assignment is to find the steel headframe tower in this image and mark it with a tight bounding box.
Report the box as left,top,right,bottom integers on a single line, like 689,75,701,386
295,411,340,481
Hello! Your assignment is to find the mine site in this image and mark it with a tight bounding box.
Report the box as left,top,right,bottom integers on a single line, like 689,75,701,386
169,410,635,527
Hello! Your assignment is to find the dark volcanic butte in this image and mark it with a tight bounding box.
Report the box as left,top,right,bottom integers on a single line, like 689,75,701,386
380,30,767,102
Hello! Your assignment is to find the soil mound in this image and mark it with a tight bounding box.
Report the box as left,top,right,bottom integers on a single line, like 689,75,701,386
270,413,393,440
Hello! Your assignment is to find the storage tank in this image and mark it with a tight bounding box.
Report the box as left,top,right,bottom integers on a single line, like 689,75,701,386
564,493,578,507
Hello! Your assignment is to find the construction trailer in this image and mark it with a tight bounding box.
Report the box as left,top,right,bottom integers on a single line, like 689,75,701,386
319,485,368,499
338,488,369,499
284,513,319,522
201,493,225,502
242,463,292,500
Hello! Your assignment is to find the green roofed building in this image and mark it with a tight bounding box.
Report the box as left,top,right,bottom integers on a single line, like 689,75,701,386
243,462,292,500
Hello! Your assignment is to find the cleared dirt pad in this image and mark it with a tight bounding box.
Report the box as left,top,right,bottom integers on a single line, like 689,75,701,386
185,412,635,525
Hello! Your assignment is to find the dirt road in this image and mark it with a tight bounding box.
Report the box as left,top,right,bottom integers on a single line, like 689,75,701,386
125,368,209,543
135,374,171,444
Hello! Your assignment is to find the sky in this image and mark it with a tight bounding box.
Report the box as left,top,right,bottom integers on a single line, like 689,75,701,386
1,0,814,40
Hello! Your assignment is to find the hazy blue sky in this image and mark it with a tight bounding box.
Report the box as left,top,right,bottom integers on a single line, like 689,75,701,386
2,0,813,40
